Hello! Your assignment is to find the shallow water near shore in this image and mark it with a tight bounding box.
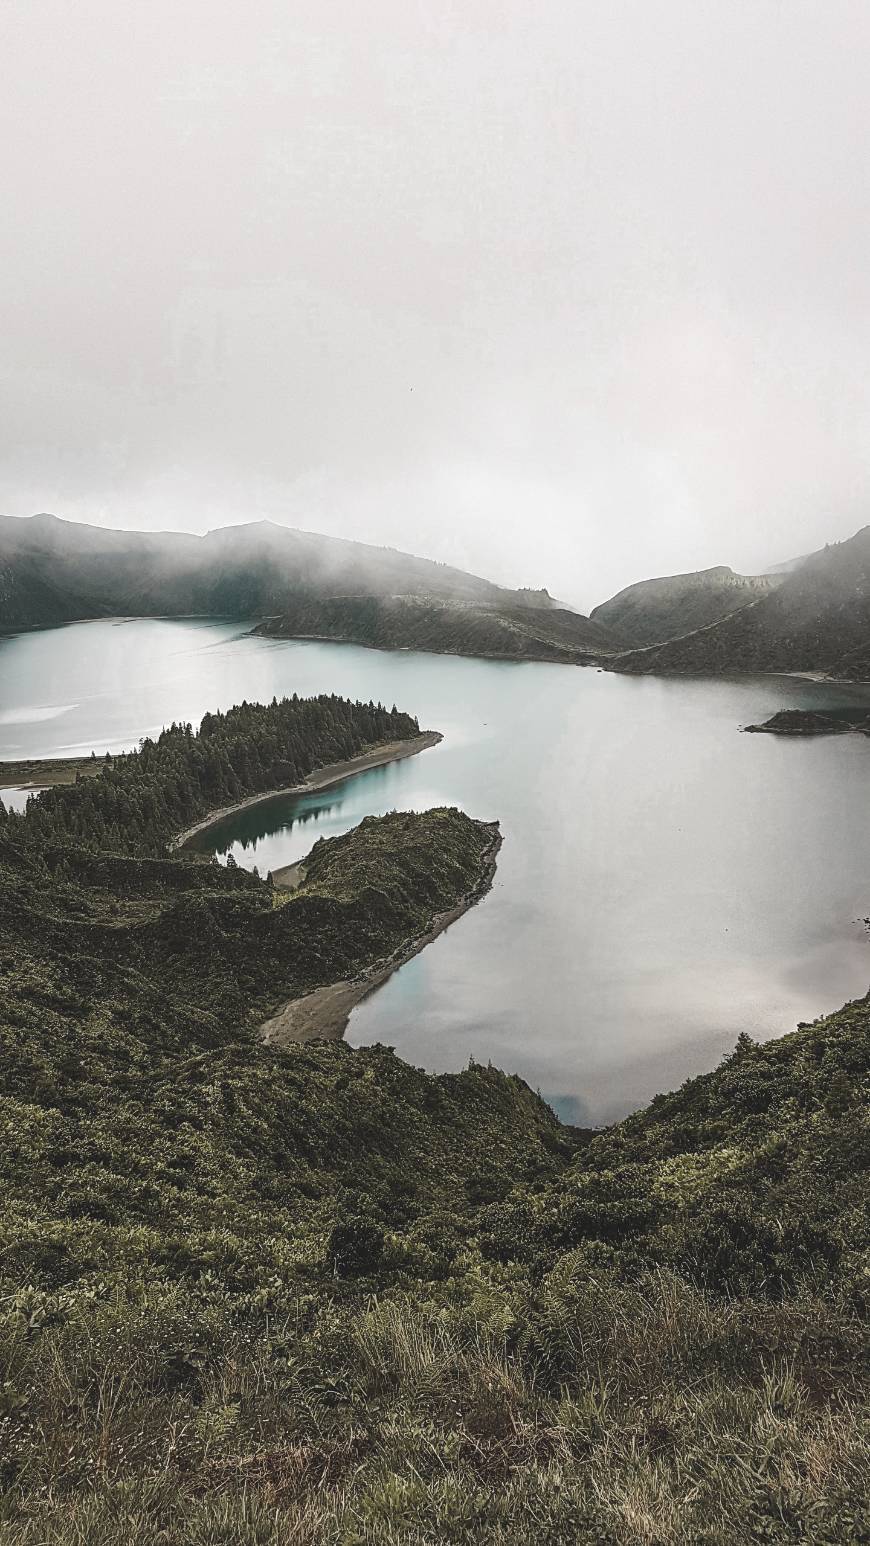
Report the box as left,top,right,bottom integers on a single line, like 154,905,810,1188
3,615,870,1124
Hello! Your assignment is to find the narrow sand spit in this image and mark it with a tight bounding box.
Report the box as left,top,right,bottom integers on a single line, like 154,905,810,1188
260,824,501,1046
169,731,442,850
1,733,443,819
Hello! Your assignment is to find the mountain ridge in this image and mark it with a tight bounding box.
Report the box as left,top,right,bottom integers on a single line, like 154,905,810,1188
0,511,626,663
254,592,620,662
590,563,785,647
609,525,870,677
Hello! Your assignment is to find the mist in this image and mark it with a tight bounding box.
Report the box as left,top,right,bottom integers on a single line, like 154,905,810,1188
3,1,870,610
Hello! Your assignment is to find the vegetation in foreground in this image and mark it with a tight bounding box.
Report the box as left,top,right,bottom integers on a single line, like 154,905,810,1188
0,697,867,1543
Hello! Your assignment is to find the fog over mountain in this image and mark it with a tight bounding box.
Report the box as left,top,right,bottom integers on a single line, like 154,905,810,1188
612,524,870,679
0,512,624,663
3,3,870,608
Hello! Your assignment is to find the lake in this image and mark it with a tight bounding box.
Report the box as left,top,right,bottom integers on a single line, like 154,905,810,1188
3,615,870,1124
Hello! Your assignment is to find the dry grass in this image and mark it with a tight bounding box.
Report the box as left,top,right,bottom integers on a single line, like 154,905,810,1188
2,1272,866,1544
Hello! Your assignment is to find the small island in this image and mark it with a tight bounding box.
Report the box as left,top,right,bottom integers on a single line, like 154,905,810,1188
745,707,870,736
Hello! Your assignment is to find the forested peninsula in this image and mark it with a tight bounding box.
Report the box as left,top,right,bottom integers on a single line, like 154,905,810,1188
0,692,868,1543
9,695,426,854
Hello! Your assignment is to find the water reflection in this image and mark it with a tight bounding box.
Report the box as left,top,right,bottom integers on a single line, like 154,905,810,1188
187,759,448,872
0,787,38,813
3,617,870,1123
188,789,343,862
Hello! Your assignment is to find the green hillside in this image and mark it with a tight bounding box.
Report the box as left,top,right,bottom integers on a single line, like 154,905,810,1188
612,527,870,678
254,592,622,663
0,513,624,664
591,565,781,647
0,697,867,1543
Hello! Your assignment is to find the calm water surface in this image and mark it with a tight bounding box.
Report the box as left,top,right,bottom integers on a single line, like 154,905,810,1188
3,616,870,1124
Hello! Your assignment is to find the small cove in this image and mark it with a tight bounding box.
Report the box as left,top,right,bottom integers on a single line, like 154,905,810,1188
3,616,870,1123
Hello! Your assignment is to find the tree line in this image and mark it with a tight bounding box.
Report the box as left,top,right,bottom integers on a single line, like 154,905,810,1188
0,694,420,855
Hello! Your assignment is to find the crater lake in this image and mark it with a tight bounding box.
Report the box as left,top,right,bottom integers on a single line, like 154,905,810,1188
3,615,870,1124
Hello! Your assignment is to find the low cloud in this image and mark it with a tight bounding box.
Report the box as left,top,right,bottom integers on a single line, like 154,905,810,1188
3,0,870,608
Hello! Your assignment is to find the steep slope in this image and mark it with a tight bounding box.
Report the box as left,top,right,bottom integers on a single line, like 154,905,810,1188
766,551,811,575
254,592,623,662
0,513,554,634
612,526,870,676
591,564,782,646
0,737,868,1540
0,513,202,627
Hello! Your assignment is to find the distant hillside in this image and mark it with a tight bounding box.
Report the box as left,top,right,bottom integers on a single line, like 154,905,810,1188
255,592,623,663
0,512,625,664
0,513,550,633
612,526,870,677
591,565,783,647
766,551,811,576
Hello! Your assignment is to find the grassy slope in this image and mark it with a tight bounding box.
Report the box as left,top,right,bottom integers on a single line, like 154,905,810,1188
254,593,624,662
591,566,780,647
0,693,868,1542
0,804,585,1544
0,513,554,635
611,527,870,677
0,813,867,1540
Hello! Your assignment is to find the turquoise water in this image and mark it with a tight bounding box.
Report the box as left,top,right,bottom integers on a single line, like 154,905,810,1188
3,616,870,1123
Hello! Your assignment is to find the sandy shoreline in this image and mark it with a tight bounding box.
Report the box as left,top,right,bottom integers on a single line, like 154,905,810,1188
168,731,443,850
260,823,502,1046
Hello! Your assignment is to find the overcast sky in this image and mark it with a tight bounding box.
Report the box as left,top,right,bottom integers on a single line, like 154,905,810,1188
3,2,870,608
